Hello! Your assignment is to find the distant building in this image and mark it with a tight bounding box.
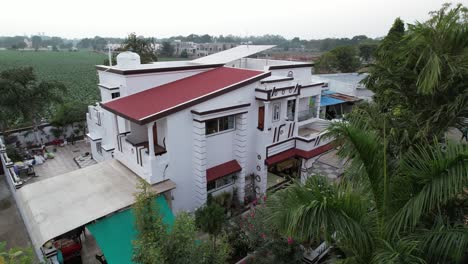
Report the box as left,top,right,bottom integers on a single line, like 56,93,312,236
312,73,374,119
172,41,238,58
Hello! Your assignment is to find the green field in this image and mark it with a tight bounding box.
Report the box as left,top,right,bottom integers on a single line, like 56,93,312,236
0,50,107,104
0,50,185,105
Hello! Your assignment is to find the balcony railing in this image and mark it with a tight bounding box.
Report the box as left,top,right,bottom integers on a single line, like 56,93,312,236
298,109,317,122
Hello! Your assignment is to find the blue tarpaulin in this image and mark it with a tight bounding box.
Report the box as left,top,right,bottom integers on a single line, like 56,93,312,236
320,96,345,107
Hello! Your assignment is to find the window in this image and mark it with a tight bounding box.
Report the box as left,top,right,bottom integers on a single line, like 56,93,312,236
287,100,295,120
272,103,281,122
258,106,265,130
205,116,235,135
96,142,102,155
111,92,120,99
207,174,236,193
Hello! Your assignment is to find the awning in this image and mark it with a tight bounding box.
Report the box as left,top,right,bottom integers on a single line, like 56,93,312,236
265,143,335,165
295,143,335,159
16,159,176,250
87,196,175,264
86,133,102,141
265,149,296,166
320,96,345,107
206,160,241,182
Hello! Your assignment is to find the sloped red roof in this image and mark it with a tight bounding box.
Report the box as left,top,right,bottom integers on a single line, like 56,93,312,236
206,160,242,182
265,143,335,165
102,67,269,125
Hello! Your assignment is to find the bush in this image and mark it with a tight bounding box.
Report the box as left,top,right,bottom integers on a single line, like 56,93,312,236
6,145,22,162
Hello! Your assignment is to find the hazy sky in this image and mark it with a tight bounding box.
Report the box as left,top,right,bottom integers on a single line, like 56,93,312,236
1,0,463,39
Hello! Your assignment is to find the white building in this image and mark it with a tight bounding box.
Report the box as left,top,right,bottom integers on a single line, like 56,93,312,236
87,45,333,212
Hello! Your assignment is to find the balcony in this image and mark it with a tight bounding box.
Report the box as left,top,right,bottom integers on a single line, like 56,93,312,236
114,118,169,184
297,108,317,122
115,135,168,184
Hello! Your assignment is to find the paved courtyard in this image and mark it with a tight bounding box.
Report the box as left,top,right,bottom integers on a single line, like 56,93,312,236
309,150,346,180
29,140,95,184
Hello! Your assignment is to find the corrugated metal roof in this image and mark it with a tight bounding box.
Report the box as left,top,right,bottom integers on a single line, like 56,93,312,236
16,159,175,249
192,45,275,64
320,96,345,107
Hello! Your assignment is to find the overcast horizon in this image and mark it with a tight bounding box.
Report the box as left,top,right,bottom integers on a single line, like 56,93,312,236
1,0,462,40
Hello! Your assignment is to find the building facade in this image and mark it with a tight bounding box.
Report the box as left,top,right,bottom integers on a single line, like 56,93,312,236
87,46,333,212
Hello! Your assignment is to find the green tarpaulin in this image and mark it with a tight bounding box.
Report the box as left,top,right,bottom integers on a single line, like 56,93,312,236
87,196,175,264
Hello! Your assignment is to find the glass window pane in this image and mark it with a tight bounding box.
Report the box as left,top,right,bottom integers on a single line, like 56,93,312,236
207,181,216,191
205,119,218,135
227,116,235,129
219,116,228,131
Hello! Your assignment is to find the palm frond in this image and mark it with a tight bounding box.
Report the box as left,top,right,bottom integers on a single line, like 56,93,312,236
371,239,426,264
265,176,374,258
411,224,468,263
388,142,468,234
325,119,386,213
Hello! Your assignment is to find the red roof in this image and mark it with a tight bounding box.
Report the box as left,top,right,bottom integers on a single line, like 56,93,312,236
102,67,268,125
206,160,242,182
265,143,335,165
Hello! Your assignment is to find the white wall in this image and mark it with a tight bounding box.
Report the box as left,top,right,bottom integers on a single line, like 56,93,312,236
206,131,235,168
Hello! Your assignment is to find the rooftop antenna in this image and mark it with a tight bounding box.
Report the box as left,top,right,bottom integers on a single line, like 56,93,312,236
108,42,112,67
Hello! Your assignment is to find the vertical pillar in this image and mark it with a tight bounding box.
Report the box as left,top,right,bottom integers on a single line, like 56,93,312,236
110,114,119,158
263,102,270,134
234,113,248,202
294,97,300,137
316,95,321,118
192,120,207,207
147,123,155,157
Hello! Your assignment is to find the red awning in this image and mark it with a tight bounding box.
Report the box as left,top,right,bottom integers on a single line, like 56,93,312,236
206,160,242,182
295,143,334,159
264,149,297,166
265,143,335,165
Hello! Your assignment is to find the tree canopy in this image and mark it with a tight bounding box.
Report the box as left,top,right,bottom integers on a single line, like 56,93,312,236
0,67,66,141
315,45,361,73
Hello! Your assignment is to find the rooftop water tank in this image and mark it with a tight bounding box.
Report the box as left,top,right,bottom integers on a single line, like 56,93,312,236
116,51,141,68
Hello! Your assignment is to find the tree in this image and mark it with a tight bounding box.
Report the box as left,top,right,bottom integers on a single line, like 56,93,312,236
315,45,360,73
132,181,230,264
362,4,468,151
180,50,189,58
0,241,33,264
330,46,360,72
315,52,338,73
358,44,378,62
0,67,66,144
51,101,88,127
31,35,41,51
266,119,468,263
195,203,225,249
104,33,158,65
119,33,158,64
160,42,174,57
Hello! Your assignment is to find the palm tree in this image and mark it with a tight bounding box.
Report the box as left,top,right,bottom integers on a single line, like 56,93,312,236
362,3,468,152
265,119,468,263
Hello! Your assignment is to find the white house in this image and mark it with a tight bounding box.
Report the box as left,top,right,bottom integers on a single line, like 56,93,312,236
86,45,333,212
0,45,338,262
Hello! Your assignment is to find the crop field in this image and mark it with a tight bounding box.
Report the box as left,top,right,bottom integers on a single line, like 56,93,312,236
0,50,107,104
0,51,186,105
